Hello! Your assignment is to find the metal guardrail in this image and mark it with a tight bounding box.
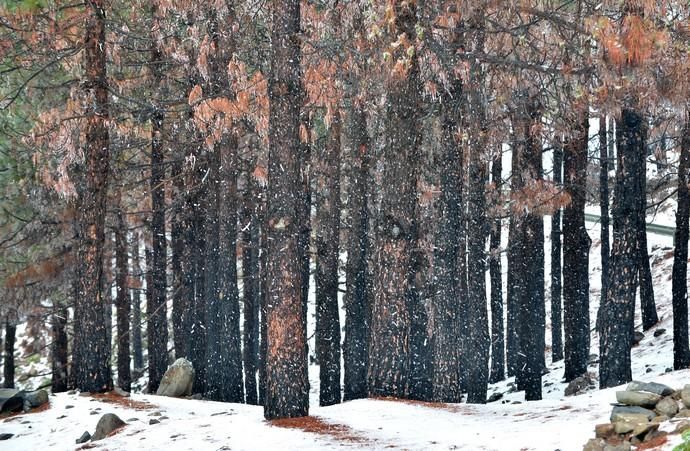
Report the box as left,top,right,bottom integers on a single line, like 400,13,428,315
584,213,676,237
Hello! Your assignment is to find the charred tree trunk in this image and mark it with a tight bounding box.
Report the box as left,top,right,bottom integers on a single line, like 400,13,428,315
3,320,15,388
171,158,188,359
551,140,563,363
315,111,342,406
431,82,463,402
72,0,112,393
599,116,610,328
242,176,261,405
190,163,208,394
131,232,144,372
489,150,505,383
599,108,646,388
344,105,370,401
264,0,309,419
115,201,131,391
563,111,591,382
638,154,658,330
368,2,420,399
673,110,690,369
51,302,69,392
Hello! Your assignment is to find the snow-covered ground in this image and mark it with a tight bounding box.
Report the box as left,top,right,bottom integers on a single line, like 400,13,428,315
1,200,687,450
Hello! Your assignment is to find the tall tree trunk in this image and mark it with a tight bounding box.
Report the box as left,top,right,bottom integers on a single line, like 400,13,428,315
510,92,544,401
368,2,420,399
315,110,342,406
431,81,463,402
242,176,261,405
115,199,131,391
551,141,563,363
599,108,645,388
171,158,187,359
264,0,309,419
344,105,370,401
673,110,690,369
258,188,268,406
489,150,505,383
147,109,169,394
3,320,15,388
563,110,591,382
72,0,112,393
190,162,208,394
51,301,69,392
638,155,658,330
599,116,610,329
131,232,144,372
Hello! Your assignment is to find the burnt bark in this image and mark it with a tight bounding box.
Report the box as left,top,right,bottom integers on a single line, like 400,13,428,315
551,141,563,363
489,151,505,383
638,155,658,331
599,108,645,388
344,105,370,401
131,232,144,372
3,320,15,388
51,302,69,392
368,2,420,399
599,116,610,329
563,111,591,382
264,0,309,419
673,110,690,369
171,157,188,359
115,201,131,391
72,0,112,393
242,177,261,405
315,111,342,407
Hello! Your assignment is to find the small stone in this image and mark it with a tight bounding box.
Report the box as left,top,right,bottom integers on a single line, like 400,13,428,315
604,443,631,451
128,418,139,422
653,328,666,337
91,413,126,441
616,390,661,407
159,416,169,420
682,385,690,408
76,431,91,444
655,397,679,417
90,411,99,415
191,393,202,400
67,390,76,395
631,421,658,437
627,381,674,397
0,433,13,441
646,368,653,373
594,423,615,439
511,401,522,404
614,421,636,434
675,420,690,433
565,374,592,396
651,415,669,423
65,405,74,409
666,367,673,373
149,411,162,417
149,419,160,425
583,438,605,451
644,430,668,444
57,415,67,419
677,408,690,418
487,392,503,403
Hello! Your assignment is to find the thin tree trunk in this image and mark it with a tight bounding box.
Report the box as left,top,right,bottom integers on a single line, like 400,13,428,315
599,108,645,388
242,176,261,405
599,116,610,329
131,232,144,372
639,152,658,330
115,199,131,391
344,105,370,401
264,0,309,419
368,2,420,399
551,140,563,363
563,111,591,382
171,158,187,359
315,110,342,406
3,320,15,388
673,110,690,369
72,0,112,393
489,150,505,383
51,301,69,392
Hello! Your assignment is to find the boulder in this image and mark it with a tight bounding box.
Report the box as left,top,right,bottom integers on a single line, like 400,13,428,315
594,423,615,439
626,381,674,397
565,374,592,396
0,389,25,414
91,413,126,441
610,406,656,423
583,438,606,451
156,358,194,398
615,390,661,408
681,385,690,408
23,389,49,408
76,431,91,444
655,397,679,417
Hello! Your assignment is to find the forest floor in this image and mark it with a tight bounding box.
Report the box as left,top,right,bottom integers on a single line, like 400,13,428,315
1,199,687,450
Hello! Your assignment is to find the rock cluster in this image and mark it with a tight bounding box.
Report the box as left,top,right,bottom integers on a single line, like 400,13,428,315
584,380,690,450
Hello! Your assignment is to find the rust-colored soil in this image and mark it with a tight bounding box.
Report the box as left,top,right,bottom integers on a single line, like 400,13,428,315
370,396,462,413
636,434,668,450
270,416,377,445
90,392,156,411
1,401,51,421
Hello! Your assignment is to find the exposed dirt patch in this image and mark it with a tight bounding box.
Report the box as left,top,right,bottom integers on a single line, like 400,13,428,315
89,392,156,411
370,396,463,413
636,434,669,450
270,416,381,445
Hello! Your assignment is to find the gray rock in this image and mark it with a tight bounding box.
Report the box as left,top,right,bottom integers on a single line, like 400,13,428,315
76,431,91,444
191,393,203,400
565,374,592,396
23,389,49,408
682,385,690,408
655,397,679,417
626,381,674,396
583,438,605,451
604,443,631,451
677,408,690,417
615,390,661,407
149,419,160,425
67,390,76,395
91,413,126,441
487,392,503,403
610,406,656,422
156,358,194,398
0,433,13,441
65,405,74,409
654,328,666,337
